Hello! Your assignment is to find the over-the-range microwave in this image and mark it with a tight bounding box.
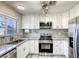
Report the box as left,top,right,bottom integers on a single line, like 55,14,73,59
40,22,52,29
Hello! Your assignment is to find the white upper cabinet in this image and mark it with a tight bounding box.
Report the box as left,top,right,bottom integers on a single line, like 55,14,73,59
39,15,52,22
62,11,69,29
39,15,45,22
22,16,30,29
45,16,52,22
56,14,62,29
52,12,69,29
52,14,62,29
52,14,57,29
30,16,35,29
34,16,40,29
22,15,39,29
22,13,68,29
30,16,39,29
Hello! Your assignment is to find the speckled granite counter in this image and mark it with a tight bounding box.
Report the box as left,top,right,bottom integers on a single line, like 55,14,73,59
0,38,29,57
0,44,16,57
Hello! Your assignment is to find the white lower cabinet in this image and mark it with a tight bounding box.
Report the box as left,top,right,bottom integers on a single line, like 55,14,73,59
53,40,69,57
34,40,39,54
17,41,29,58
29,40,39,54
17,39,69,58
17,43,24,58
29,40,35,53
63,41,69,57
53,41,64,55
24,42,29,57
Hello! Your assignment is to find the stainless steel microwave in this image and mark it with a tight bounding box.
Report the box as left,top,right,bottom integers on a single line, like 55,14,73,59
40,22,52,29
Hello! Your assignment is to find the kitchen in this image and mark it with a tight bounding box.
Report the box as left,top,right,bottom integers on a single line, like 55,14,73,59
0,1,78,58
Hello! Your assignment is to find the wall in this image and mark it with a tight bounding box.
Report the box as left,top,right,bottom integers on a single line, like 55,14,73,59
22,2,79,38
22,13,60,29
27,29,68,39
0,2,22,45
69,3,79,20
22,12,68,29
0,2,21,19
0,2,22,31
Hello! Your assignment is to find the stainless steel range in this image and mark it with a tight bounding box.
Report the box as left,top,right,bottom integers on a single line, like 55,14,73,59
39,33,53,53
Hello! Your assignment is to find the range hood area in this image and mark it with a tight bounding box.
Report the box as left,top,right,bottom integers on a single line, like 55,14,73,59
0,1,79,58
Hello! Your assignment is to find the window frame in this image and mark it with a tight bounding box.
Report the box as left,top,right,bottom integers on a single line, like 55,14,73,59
6,18,17,36
0,14,17,36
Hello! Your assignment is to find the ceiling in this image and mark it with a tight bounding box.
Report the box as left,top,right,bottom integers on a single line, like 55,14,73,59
4,1,79,15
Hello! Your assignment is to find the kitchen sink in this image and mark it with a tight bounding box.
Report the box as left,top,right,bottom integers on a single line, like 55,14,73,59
6,40,24,44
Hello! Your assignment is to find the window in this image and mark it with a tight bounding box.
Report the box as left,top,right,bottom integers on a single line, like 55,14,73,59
6,18,17,36
0,15,17,36
0,16,6,36
0,16,5,27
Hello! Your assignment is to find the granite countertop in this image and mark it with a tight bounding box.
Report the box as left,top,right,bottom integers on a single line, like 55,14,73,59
0,38,29,57
53,37,69,39
0,37,69,57
0,44,16,57
18,37,39,40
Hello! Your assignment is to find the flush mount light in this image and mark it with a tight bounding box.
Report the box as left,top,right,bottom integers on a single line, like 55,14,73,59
17,5,24,10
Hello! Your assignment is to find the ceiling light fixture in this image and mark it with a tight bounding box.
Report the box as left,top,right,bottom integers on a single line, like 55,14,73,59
17,5,24,10
41,1,56,16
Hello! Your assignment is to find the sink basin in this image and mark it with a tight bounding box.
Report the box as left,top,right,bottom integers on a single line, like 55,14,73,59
6,40,24,44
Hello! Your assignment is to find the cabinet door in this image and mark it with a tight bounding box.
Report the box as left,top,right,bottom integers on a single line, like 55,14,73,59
56,14,62,29
52,15,57,29
34,16,39,29
22,16,30,29
53,40,64,55
53,41,59,54
30,16,39,29
39,15,45,22
17,41,29,58
58,41,64,54
29,40,35,53
62,11,69,29
52,14,62,29
23,42,29,57
63,40,69,57
17,44,24,58
33,16,39,29
34,40,39,54
30,16,34,29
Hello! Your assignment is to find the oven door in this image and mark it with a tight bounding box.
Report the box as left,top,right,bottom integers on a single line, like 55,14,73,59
39,43,53,53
